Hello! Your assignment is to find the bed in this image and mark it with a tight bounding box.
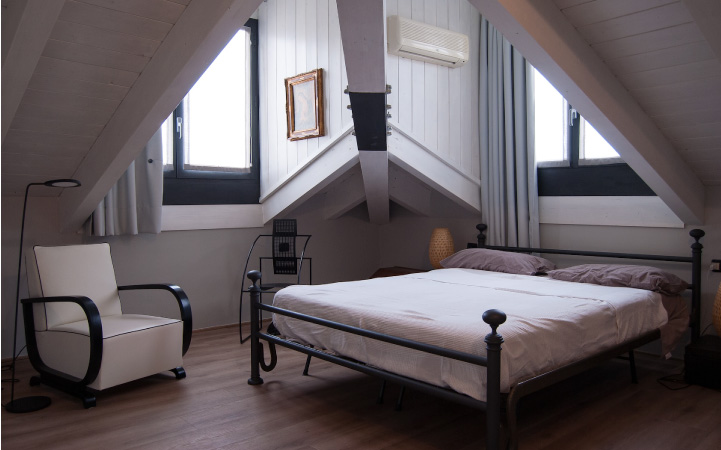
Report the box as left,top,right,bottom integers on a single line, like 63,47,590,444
245,225,705,450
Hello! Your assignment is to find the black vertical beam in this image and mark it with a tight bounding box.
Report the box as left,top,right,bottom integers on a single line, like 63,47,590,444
348,92,387,151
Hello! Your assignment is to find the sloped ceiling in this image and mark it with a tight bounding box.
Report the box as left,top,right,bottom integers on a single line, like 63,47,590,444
2,0,719,229
467,0,718,224
1,0,263,230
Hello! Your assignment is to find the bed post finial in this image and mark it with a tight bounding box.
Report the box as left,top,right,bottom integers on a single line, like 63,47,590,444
483,309,506,340
248,270,261,285
247,270,264,386
483,309,505,450
689,229,705,343
689,229,705,243
476,224,487,248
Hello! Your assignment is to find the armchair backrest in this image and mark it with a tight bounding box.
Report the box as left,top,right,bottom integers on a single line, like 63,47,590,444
32,243,122,329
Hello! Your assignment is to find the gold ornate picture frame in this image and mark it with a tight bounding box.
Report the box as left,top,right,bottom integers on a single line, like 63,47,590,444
285,69,325,141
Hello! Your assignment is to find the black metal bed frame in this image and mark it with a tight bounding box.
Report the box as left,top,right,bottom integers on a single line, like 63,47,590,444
246,224,705,450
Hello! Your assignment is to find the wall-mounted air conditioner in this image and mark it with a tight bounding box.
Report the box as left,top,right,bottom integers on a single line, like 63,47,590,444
387,15,469,68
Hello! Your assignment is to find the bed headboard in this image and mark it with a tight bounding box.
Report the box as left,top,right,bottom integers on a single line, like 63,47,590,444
471,224,705,343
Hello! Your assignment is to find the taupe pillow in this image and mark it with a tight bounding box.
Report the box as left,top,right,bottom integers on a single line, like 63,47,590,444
440,248,556,275
547,264,688,295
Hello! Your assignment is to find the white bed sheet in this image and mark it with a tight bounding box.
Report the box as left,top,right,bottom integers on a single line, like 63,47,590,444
272,268,667,402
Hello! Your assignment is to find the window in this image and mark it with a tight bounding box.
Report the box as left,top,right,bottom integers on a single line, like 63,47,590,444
163,19,259,205
533,69,567,165
533,68,654,196
534,69,622,167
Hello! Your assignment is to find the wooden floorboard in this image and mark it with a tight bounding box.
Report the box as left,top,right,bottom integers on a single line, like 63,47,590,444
2,325,720,449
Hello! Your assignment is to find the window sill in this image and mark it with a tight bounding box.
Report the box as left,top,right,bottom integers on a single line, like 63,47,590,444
539,196,684,228
161,204,264,231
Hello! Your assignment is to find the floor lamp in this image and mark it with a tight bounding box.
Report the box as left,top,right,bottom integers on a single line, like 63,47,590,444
4,178,81,414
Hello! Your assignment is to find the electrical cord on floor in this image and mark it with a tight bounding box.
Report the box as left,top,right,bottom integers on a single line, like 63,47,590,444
2,367,20,384
657,329,721,392
1,345,26,384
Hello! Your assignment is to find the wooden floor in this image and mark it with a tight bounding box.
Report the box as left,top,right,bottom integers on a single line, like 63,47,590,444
2,325,721,450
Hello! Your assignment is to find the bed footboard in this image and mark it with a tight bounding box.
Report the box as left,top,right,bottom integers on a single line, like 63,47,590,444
245,270,507,450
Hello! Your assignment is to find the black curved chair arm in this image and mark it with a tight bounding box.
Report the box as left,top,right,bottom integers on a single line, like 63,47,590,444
21,295,103,386
117,284,192,355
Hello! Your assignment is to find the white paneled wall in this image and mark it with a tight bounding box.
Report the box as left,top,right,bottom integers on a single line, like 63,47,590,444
386,0,481,181
258,0,352,196
258,0,481,201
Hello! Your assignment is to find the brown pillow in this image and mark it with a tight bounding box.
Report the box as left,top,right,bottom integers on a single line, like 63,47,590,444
546,264,688,295
440,248,556,275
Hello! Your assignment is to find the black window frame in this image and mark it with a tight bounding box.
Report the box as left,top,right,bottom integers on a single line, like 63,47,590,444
163,18,260,205
537,105,655,197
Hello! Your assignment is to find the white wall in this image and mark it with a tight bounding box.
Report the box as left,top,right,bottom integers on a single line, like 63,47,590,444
386,0,481,181
258,0,353,196
1,194,379,359
258,0,482,216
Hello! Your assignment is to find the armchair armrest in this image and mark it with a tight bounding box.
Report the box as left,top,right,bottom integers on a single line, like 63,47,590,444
21,296,103,386
117,284,192,355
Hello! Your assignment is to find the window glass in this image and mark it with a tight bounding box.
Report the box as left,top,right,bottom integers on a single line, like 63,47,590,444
186,29,250,172
581,119,620,160
161,116,173,171
533,69,566,163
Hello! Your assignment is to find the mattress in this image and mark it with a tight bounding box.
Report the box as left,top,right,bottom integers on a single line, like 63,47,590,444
272,268,668,402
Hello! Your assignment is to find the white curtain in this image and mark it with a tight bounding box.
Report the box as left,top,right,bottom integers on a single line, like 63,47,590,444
479,18,539,247
91,128,164,236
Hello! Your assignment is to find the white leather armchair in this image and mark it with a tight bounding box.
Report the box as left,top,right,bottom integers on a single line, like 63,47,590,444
21,243,192,408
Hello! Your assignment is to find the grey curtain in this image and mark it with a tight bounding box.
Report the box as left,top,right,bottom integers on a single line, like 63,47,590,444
479,18,539,247
91,128,163,236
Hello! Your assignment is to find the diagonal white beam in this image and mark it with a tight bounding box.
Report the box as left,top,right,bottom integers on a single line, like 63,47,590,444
469,0,706,224
261,134,360,222
59,0,263,231
1,0,66,142
388,126,481,214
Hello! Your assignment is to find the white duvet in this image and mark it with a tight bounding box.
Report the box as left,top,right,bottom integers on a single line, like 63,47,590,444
272,268,667,402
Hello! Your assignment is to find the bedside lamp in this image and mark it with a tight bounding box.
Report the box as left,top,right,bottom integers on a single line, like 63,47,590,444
429,227,454,269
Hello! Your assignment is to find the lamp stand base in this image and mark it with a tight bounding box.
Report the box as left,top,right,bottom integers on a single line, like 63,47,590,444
4,396,51,413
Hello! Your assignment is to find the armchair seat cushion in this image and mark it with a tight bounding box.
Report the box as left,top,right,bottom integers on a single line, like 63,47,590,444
50,314,180,338
36,315,183,391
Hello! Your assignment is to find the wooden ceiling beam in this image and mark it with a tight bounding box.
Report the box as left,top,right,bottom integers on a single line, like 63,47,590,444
336,0,390,223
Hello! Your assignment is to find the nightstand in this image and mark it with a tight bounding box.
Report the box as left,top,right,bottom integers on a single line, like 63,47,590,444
371,266,426,278
685,335,721,389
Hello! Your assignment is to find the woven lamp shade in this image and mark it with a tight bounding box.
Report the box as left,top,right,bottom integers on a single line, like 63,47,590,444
429,228,454,269
713,282,721,337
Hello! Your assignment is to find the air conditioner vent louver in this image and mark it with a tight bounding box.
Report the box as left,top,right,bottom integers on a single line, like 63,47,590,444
387,15,469,68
